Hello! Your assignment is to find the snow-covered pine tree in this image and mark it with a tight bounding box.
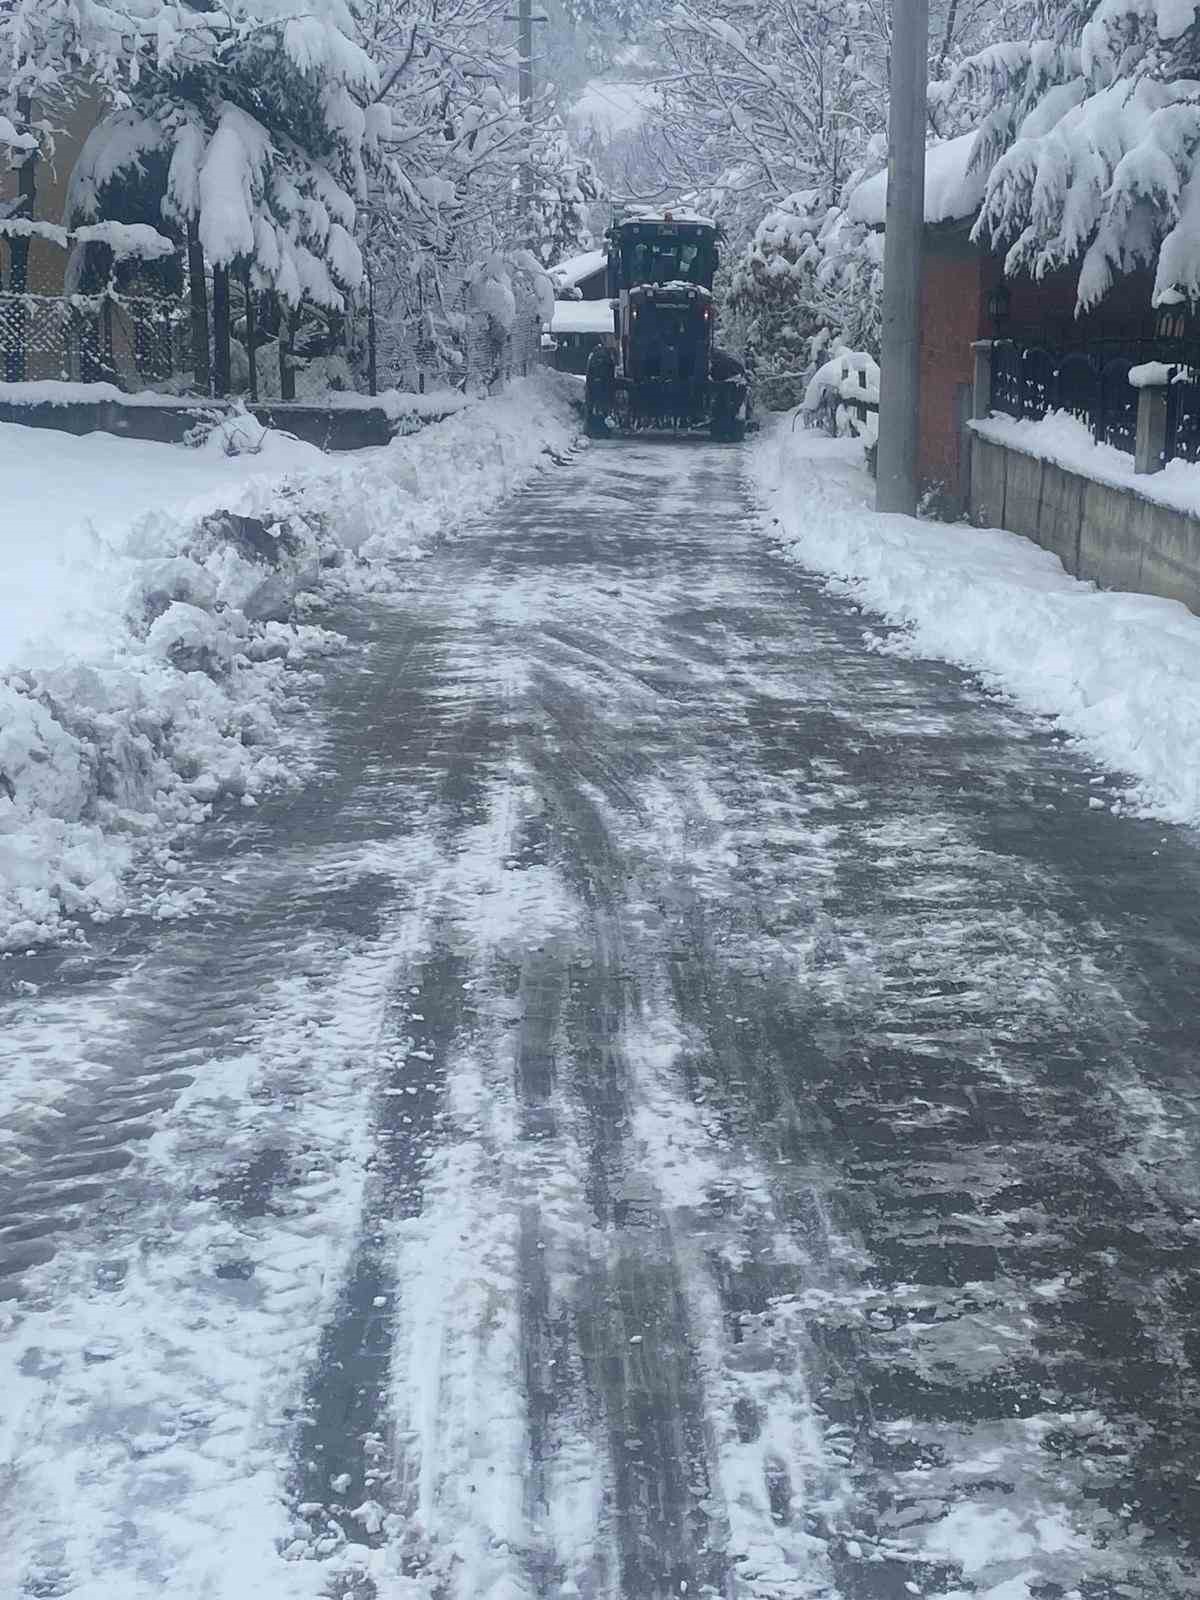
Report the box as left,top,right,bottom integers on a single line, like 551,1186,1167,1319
351,0,603,386
524,116,604,263
650,0,1003,372
3,0,382,392
949,0,1200,308
726,190,884,401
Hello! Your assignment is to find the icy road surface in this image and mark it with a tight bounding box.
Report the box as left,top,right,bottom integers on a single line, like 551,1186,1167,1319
3,440,1200,1600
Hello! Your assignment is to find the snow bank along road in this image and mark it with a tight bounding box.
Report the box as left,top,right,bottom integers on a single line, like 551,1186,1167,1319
4,436,1200,1600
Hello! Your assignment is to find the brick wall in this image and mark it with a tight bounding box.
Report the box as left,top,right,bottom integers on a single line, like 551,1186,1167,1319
917,230,985,504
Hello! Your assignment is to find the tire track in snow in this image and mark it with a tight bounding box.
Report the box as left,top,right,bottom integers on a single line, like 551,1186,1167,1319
289,934,465,1545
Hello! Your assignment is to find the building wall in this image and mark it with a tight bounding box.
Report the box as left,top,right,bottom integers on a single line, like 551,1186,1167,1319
0,95,102,294
916,229,1157,512
576,267,608,301
917,229,986,507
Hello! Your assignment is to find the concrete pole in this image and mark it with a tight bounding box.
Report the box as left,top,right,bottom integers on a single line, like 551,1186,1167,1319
518,0,534,237
875,0,929,514
518,0,533,120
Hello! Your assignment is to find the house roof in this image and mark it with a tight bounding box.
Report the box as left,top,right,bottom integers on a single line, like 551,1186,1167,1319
550,300,613,335
846,131,988,229
549,250,608,291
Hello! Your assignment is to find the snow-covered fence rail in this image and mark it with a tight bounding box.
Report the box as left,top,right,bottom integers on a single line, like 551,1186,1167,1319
0,291,186,387
802,350,880,444
982,336,1200,462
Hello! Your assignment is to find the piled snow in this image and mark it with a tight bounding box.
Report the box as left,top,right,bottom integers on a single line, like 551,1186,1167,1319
750,419,1200,825
1128,360,1177,388
847,130,989,227
803,350,881,411
973,408,1200,520
0,375,577,950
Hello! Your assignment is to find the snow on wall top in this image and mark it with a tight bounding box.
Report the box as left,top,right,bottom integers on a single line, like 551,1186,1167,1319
847,132,988,229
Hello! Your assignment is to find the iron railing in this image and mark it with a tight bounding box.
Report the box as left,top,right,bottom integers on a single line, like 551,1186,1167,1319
989,336,1200,463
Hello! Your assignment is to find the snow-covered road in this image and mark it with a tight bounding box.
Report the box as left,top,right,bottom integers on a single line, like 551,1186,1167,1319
4,437,1200,1600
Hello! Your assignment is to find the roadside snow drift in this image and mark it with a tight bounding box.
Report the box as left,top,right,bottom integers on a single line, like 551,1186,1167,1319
0,377,577,951
750,422,1200,827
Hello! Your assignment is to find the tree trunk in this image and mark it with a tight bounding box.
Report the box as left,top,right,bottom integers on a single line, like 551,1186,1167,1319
243,261,258,403
279,305,298,401
212,262,231,397
186,218,211,394
367,271,377,397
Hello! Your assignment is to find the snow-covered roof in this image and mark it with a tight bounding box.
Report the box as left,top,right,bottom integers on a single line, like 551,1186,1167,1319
550,300,613,335
619,208,717,229
847,132,988,229
549,250,607,290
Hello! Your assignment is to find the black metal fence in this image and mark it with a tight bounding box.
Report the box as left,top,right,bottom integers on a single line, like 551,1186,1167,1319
989,336,1200,465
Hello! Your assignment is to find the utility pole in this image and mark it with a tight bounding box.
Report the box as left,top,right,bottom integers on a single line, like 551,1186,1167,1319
875,0,929,514
518,0,533,122
506,0,546,243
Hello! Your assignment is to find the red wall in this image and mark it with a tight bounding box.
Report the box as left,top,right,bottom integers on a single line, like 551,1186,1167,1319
918,236,985,497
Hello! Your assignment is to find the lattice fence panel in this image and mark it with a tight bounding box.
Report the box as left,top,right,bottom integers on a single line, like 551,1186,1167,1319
0,293,187,388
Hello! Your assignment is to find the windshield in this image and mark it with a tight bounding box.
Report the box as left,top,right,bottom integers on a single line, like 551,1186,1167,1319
619,230,715,288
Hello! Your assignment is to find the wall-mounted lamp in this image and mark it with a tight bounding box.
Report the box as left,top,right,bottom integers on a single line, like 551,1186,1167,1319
986,282,1012,328
1155,302,1189,341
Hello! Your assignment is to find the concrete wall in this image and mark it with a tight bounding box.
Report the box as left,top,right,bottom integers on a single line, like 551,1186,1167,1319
0,397,445,450
970,432,1200,614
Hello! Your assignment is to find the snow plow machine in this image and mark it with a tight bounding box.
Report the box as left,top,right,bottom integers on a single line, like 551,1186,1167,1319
584,211,751,441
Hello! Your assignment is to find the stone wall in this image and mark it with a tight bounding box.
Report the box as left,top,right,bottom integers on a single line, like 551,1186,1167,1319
970,431,1200,615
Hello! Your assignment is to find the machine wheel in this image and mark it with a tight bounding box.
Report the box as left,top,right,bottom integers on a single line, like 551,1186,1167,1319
585,349,615,438
710,413,746,443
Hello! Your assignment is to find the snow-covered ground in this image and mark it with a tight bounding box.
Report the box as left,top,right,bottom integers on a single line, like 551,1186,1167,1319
750,420,1200,827
0,377,577,952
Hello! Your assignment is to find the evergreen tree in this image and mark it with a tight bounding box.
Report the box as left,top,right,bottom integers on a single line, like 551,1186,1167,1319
949,0,1200,307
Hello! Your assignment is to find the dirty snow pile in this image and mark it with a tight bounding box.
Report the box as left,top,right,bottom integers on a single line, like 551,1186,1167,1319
0,376,576,951
750,421,1200,825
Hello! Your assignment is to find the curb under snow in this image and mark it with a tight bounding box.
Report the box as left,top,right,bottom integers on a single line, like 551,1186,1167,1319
749,419,1200,829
